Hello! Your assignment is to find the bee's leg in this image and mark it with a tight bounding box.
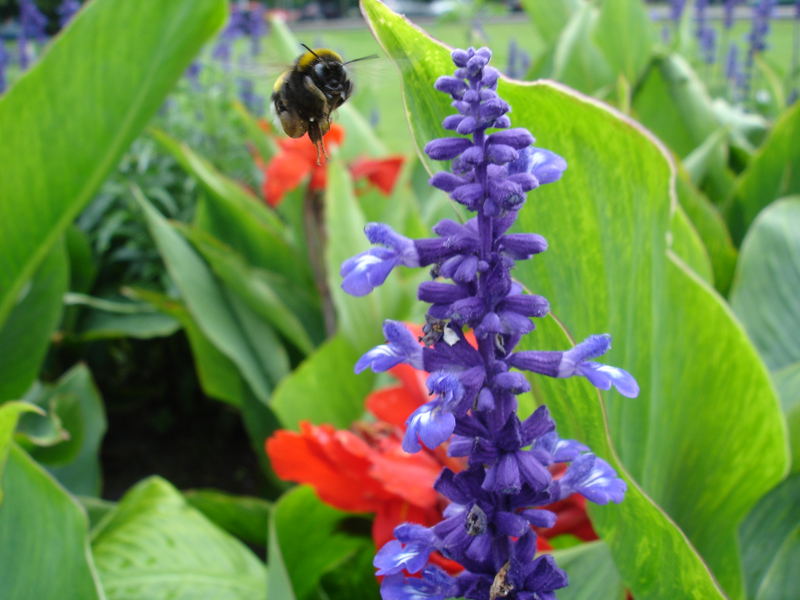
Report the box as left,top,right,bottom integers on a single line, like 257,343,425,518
303,76,329,111
308,121,327,166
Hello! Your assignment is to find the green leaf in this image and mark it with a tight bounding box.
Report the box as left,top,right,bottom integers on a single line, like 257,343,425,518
0,242,68,402
774,363,800,470
0,0,227,327
726,102,800,244
730,198,800,468
92,476,267,600
520,0,578,45
271,486,367,600
632,54,718,158
360,3,789,597
65,225,97,294
137,191,284,403
65,293,180,341
267,504,298,600
684,128,728,186
185,489,270,548
730,198,800,372
551,1,615,95
669,205,713,284
740,473,800,600
181,225,317,354
593,0,655,85
553,541,625,600
0,402,42,498
271,334,374,430
0,445,103,599
26,364,107,496
79,495,117,531
674,168,738,294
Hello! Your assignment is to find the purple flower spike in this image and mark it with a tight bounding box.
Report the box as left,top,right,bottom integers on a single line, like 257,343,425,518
355,320,423,373
560,453,627,504
349,46,635,599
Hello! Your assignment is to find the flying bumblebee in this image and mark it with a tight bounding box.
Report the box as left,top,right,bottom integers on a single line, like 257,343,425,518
272,44,375,164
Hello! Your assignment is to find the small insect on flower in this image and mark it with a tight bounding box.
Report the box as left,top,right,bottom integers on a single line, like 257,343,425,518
272,44,375,164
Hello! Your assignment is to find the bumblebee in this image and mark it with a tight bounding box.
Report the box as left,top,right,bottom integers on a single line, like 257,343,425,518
272,44,374,164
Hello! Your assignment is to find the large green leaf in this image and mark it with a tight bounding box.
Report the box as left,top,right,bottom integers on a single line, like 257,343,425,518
0,445,103,599
730,198,800,467
0,402,41,497
553,541,625,600
181,225,317,354
92,476,266,600
138,192,287,403
520,0,578,45
270,334,374,430
0,0,227,327
726,102,800,244
360,3,789,597
592,0,655,85
669,205,713,284
674,168,738,293
551,1,614,96
740,473,800,600
184,489,270,548
271,486,370,600
25,364,107,496
632,54,718,158
0,242,67,402
730,198,800,372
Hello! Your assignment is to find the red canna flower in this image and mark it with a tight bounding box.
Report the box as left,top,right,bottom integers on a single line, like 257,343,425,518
260,123,345,207
348,155,405,196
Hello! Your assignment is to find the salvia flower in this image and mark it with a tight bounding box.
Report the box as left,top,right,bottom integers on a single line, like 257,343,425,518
341,47,637,599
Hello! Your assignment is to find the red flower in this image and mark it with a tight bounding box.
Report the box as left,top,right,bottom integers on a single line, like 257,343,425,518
260,124,345,207
349,155,405,196
265,363,452,544
255,123,405,207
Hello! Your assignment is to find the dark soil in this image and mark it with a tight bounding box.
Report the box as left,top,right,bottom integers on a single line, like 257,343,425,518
53,332,268,501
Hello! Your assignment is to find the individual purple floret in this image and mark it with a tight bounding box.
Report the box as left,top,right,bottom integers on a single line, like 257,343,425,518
341,46,637,600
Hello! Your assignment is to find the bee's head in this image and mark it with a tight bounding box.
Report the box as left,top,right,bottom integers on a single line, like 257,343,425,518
312,59,347,93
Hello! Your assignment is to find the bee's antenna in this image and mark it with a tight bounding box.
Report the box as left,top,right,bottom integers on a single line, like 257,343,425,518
300,43,320,59
344,54,379,65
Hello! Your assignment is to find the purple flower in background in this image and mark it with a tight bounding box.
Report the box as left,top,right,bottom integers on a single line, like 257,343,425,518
748,0,776,54
669,0,687,23
18,0,48,70
724,0,739,29
505,39,531,80
57,0,81,28
0,42,8,93
346,47,636,599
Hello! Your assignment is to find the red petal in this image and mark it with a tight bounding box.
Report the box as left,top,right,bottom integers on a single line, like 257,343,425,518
263,150,313,207
265,422,390,512
366,384,422,428
349,155,405,196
